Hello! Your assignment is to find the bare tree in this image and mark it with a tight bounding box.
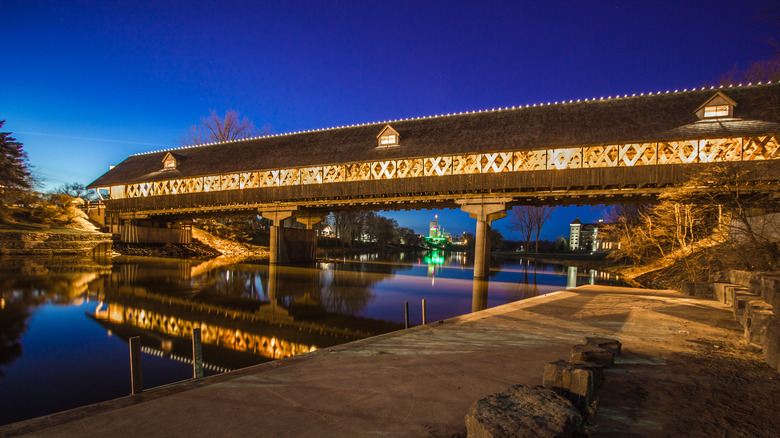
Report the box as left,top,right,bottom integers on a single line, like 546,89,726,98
179,109,271,146
508,206,534,252
54,182,97,201
329,211,368,249
531,205,556,253
603,162,780,286
718,55,780,85
509,206,556,253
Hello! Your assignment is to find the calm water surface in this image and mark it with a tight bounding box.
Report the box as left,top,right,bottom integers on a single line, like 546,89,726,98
0,251,623,425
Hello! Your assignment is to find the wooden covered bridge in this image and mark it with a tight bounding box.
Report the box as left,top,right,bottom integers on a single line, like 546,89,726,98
88,82,780,276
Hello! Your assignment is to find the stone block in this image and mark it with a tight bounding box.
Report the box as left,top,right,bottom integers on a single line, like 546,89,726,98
713,283,737,304
682,282,714,299
465,384,583,438
729,270,757,289
732,292,758,324
759,274,780,309
585,337,621,356
709,271,729,283
542,360,600,414
726,285,750,307
764,318,780,370
570,343,614,367
744,302,774,346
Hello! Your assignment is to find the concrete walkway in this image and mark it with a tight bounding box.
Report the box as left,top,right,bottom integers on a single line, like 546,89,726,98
3,285,776,437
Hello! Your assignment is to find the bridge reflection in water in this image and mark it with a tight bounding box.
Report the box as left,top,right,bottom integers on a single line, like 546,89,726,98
85,253,622,373
0,253,627,425
87,258,409,373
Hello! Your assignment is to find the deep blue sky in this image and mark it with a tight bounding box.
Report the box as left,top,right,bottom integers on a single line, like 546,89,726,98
2,0,777,240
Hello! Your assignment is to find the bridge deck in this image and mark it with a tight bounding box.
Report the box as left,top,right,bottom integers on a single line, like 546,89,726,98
6,285,776,437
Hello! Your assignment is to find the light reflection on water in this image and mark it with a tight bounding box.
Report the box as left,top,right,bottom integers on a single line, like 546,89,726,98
0,252,623,425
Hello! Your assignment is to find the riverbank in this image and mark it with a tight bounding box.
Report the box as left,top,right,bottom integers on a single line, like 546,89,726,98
0,225,111,256
4,284,777,437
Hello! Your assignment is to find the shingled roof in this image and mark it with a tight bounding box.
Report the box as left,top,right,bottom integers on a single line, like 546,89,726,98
88,83,780,188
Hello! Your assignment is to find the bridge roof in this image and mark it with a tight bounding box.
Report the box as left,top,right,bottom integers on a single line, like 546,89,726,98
88,83,780,188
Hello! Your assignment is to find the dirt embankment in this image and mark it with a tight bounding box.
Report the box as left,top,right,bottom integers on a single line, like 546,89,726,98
111,228,269,259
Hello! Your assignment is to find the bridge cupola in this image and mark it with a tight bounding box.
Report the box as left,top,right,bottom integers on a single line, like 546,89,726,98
377,125,400,148
695,91,737,120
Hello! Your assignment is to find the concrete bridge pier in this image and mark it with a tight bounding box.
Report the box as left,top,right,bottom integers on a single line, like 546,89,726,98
262,209,321,265
260,209,295,265
296,213,325,266
458,198,511,278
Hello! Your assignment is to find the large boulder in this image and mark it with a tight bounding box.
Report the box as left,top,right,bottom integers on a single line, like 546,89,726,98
465,385,583,438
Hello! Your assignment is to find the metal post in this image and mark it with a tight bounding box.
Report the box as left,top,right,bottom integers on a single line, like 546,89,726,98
129,336,143,395
422,299,427,325
404,301,409,329
192,327,204,379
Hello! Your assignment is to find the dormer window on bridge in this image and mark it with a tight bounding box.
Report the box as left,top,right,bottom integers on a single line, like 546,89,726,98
703,104,730,118
162,152,178,169
695,91,737,120
377,125,400,148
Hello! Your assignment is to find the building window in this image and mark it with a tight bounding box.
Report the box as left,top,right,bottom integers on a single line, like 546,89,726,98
380,134,397,146
164,159,176,168
704,104,729,118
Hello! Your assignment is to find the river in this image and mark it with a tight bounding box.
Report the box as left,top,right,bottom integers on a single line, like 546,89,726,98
0,251,624,425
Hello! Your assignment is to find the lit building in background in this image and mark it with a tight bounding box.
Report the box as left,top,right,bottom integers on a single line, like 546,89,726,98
569,218,602,252
569,218,621,252
429,215,440,238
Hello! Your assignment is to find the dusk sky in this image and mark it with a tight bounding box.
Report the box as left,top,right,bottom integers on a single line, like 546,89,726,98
2,0,778,240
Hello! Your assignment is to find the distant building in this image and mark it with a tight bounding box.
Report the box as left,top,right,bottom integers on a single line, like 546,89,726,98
426,215,447,247
569,218,621,252
319,224,335,238
429,215,441,238
569,218,601,251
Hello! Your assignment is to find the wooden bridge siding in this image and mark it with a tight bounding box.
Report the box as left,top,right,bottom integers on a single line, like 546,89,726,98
103,163,712,215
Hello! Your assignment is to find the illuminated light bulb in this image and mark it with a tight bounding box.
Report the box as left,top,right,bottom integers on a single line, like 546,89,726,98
748,82,752,86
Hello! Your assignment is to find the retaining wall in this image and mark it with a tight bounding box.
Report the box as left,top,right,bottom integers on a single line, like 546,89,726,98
683,270,780,372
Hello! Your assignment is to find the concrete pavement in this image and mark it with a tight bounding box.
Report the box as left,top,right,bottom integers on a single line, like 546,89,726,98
3,285,774,437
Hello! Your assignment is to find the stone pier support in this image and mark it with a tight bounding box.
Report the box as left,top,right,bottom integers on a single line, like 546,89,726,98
295,212,325,264
457,198,511,278
295,213,325,230
260,208,295,265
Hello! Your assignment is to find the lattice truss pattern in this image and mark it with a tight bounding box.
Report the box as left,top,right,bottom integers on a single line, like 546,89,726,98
122,135,779,198
116,305,317,359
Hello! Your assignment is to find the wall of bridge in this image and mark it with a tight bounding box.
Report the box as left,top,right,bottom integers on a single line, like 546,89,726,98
102,160,779,215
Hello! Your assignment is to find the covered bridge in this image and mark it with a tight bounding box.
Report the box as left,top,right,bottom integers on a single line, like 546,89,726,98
88,82,780,275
